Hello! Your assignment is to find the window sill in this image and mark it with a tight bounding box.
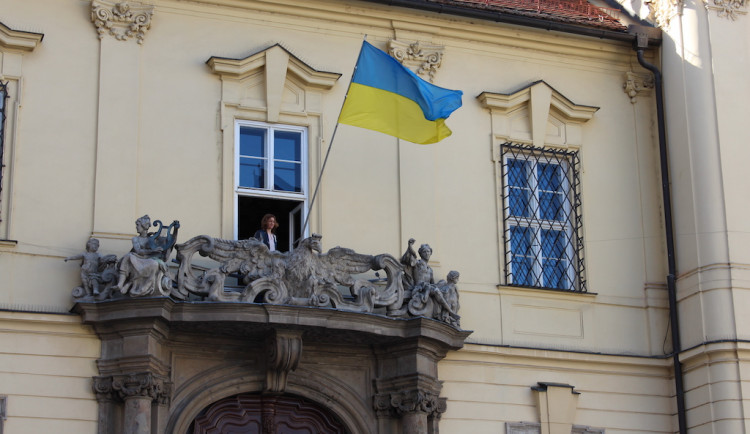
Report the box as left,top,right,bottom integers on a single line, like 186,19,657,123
0,239,18,248
497,284,596,298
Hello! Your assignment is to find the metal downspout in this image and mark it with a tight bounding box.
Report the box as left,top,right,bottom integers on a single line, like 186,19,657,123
631,26,688,434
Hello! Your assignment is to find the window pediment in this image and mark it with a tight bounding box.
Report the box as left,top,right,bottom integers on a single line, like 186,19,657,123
478,80,598,148
207,44,341,122
0,21,43,52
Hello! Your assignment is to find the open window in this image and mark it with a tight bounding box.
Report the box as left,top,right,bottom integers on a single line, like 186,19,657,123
235,120,307,251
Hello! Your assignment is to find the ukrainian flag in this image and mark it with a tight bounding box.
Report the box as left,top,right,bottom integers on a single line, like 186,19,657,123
338,41,463,145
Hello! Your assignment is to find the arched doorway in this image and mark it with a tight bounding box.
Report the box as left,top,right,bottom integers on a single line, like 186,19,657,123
189,393,349,434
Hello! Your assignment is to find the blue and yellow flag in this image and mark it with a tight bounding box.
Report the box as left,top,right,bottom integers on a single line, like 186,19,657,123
338,41,463,145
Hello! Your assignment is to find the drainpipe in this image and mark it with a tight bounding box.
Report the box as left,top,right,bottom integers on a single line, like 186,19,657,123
629,25,687,434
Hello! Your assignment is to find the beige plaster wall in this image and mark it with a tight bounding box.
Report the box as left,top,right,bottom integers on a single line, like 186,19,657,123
0,311,100,432
0,0,682,431
440,345,675,433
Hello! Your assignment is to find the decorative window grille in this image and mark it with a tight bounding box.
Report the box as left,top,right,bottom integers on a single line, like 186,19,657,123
0,81,7,225
500,143,586,292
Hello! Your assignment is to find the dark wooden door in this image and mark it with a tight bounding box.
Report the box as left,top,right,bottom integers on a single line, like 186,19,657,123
191,394,349,434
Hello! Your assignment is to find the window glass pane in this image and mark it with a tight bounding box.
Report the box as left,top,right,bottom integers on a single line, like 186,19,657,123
541,229,566,259
274,130,302,162
542,258,568,289
537,163,562,191
538,163,564,221
239,157,265,188
509,187,531,217
508,159,529,187
539,192,563,221
510,227,535,285
510,226,533,255
240,127,265,157
512,256,534,286
274,161,301,192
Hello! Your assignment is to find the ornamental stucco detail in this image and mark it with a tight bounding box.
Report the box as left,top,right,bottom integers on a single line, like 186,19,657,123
65,215,462,328
645,0,684,28
387,39,444,82
373,389,447,418
623,71,654,103
91,0,153,44
704,0,747,19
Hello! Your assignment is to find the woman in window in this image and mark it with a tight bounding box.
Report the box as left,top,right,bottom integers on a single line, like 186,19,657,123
254,214,278,251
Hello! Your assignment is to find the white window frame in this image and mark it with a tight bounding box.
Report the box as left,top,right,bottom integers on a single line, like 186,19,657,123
501,146,583,291
233,120,308,240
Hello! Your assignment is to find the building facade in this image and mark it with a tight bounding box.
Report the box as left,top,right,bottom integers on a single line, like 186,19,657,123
0,0,748,432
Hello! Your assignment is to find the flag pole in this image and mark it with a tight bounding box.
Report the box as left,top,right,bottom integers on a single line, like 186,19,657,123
300,37,366,238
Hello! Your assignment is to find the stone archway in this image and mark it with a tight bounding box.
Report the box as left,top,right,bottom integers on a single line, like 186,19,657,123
190,393,349,434
76,299,470,434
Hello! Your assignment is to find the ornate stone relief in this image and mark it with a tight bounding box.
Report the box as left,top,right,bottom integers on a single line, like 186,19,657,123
373,389,447,418
94,372,172,404
623,71,655,103
91,0,154,44
704,0,747,19
645,0,684,28
387,39,444,82
66,216,462,328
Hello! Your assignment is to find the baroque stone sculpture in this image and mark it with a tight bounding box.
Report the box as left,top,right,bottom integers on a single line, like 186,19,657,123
67,218,461,327
65,238,118,298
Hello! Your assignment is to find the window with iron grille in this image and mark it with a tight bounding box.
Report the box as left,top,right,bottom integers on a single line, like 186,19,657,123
500,143,586,292
0,81,7,225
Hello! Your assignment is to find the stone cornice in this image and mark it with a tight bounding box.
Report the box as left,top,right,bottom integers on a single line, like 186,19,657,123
73,298,472,350
0,22,43,52
145,0,635,69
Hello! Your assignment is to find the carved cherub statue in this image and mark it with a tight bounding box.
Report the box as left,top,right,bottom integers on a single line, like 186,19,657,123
434,270,461,327
65,238,117,297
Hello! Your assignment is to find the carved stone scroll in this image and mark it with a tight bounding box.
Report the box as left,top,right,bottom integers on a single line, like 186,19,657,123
264,330,303,393
91,0,154,44
387,39,445,82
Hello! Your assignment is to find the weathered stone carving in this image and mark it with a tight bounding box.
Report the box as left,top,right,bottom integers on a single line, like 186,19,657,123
396,239,461,327
113,215,179,297
66,215,179,300
704,0,747,19
388,39,444,83
91,0,154,44
68,218,462,327
373,389,447,418
645,0,684,28
265,330,303,393
65,238,117,298
94,372,171,404
623,71,655,104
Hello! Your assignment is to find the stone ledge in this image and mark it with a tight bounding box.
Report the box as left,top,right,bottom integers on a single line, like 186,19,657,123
72,297,472,349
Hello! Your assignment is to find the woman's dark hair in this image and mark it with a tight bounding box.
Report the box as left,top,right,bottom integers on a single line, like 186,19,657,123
261,214,278,232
